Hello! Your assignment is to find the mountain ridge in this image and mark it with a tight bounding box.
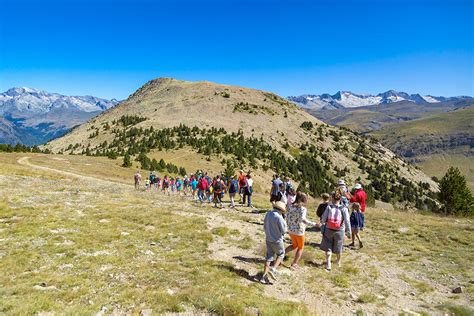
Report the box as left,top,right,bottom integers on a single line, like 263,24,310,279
288,90,472,110
0,87,119,145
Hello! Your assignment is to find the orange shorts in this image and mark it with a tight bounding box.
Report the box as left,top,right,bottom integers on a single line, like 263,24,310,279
289,234,305,250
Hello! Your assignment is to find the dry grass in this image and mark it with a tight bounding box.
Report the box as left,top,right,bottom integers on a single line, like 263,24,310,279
1,152,473,315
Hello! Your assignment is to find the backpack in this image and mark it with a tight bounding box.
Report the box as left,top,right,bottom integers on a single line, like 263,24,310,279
213,180,223,192
229,179,238,193
326,204,344,230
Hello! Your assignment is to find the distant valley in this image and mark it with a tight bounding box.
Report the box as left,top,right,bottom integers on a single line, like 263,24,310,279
0,88,119,145
288,90,474,192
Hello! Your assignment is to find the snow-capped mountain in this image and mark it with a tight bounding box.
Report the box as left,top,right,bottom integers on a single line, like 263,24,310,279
0,87,119,145
287,90,462,110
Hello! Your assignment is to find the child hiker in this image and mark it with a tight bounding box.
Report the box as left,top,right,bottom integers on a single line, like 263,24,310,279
260,201,287,284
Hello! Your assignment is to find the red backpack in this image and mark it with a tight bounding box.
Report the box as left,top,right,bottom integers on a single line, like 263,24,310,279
326,204,344,230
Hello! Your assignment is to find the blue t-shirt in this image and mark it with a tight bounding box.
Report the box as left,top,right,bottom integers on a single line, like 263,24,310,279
191,179,198,190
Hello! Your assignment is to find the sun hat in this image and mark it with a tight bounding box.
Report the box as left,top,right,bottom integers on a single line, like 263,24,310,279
338,179,345,186
354,183,362,190
273,201,287,213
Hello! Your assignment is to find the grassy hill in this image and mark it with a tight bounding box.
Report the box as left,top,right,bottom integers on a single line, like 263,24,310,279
45,78,437,210
372,107,474,191
0,152,473,315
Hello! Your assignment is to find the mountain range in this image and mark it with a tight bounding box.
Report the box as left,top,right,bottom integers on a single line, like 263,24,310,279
288,90,471,110
0,87,119,145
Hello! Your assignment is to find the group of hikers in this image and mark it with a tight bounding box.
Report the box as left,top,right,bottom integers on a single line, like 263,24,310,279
134,169,254,208
261,175,367,284
133,170,367,285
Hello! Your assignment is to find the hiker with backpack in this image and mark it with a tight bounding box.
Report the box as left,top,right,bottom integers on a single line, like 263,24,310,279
285,192,316,269
134,171,142,190
243,173,253,207
162,175,170,195
276,183,287,205
337,179,350,208
270,174,283,202
176,177,183,195
238,170,247,203
319,190,352,271
228,175,239,208
190,176,198,200
344,183,367,248
260,201,287,284
316,193,331,219
212,175,225,208
283,176,292,195
183,175,189,195
197,175,209,204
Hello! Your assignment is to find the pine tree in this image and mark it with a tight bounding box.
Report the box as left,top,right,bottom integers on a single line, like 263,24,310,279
122,153,132,167
439,167,473,216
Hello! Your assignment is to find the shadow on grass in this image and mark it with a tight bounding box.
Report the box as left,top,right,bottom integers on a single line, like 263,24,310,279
233,255,266,265
216,263,263,283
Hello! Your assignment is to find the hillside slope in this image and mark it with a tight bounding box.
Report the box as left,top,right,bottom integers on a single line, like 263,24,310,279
372,106,474,192
307,99,474,133
46,78,437,209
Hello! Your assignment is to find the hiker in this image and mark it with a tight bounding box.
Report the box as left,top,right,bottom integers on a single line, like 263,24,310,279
283,176,292,195
337,179,350,208
228,175,239,208
238,170,247,202
349,202,364,248
285,192,316,269
183,175,189,195
276,183,287,205
212,175,225,208
205,172,212,203
154,175,161,190
243,173,253,207
319,190,351,271
270,174,283,202
176,177,183,195
149,172,156,189
170,178,176,194
144,178,151,191
162,175,170,195
197,175,209,204
344,183,367,248
260,201,287,284
190,176,198,200
286,187,296,209
134,171,142,190
316,193,331,219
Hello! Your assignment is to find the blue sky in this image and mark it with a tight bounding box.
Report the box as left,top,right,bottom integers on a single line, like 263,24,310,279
0,0,472,99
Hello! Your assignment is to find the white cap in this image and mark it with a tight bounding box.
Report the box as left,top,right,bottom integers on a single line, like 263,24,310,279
354,183,362,190
338,179,345,186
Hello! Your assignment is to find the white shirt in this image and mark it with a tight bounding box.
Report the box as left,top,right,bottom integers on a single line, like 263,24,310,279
247,178,253,187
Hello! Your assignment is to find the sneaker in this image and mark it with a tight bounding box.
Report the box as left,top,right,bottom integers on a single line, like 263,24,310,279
268,268,278,281
326,261,332,271
359,241,363,249
259,275,272,285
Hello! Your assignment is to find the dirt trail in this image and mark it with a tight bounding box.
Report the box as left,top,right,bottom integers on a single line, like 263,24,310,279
17,156,130,188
